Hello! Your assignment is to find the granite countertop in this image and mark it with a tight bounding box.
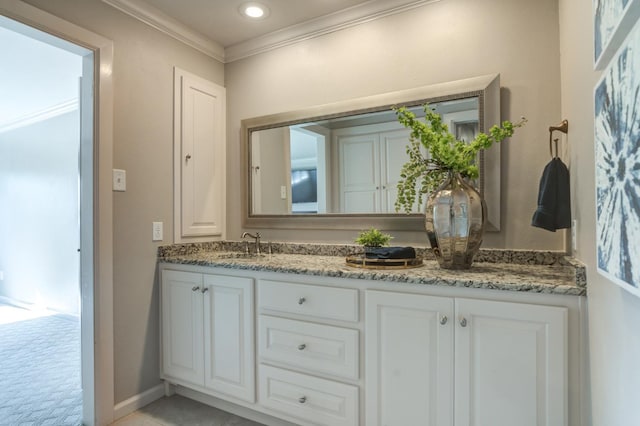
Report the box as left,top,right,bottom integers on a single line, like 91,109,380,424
158,242,586,296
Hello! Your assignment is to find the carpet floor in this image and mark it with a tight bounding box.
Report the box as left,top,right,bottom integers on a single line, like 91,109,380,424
0,304,82,425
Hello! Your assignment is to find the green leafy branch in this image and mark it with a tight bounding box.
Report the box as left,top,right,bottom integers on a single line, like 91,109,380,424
393,104,526,214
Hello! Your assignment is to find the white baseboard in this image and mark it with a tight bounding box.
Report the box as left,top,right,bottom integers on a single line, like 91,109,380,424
113,383,165,420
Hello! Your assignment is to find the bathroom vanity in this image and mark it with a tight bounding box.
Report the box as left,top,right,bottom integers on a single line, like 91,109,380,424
158,243,587,426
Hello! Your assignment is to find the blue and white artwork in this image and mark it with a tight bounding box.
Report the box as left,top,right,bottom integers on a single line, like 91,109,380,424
595,18,640,295
594,0,640,69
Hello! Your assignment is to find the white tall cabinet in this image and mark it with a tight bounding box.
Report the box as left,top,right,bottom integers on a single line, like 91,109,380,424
365,290,568,426
173,68,226,241
336,125,411,213
161,269,255,403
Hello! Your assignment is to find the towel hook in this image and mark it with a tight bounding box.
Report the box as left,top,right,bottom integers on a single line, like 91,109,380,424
548,119,569,158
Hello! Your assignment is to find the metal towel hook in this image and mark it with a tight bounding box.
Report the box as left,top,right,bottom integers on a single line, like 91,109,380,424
548,119,569,158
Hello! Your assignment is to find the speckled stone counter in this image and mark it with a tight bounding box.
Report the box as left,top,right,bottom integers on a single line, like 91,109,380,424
158,242,586,296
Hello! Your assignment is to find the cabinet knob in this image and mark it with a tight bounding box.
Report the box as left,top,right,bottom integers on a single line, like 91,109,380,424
298,297,306,305
201,287,209,293
298,396,307,404
192,286,200,292
185,154,192,161
440,315,448,325
460,317,467,327
298,343,306,351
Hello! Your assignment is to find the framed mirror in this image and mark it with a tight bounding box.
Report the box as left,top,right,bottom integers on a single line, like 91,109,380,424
241,74,501,231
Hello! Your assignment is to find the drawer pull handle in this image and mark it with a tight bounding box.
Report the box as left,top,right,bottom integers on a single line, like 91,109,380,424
460,317,467,327
298,396,307,404
298,297,306,305
297,344,306,351
201,287,209,293
192,286,200,292
440,315,448,325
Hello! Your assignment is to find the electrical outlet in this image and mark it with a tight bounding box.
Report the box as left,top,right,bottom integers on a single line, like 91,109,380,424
113,169,126,191
571,219,578,252
153,222,163,241
280,185,287,199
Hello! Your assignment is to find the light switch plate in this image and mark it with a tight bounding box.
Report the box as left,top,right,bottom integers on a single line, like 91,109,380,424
113,169,126,191
280,185,287,199
153,222,163,241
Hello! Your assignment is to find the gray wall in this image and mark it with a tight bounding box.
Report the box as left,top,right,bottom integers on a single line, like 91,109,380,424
227,0,564,250
560,0,640,424
0,111,80,315
22,0,225,404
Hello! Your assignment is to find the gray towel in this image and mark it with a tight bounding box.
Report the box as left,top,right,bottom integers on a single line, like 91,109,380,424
531,158,571,232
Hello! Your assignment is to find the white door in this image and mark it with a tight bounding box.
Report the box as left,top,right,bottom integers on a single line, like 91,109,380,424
365,290,454,426
338,133,380,212
161,270,204,386
203,274,255,402
380,128,411,212
454,298,567,426
174,67,226,239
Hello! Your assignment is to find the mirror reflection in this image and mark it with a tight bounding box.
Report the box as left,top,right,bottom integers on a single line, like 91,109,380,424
250,98,479,215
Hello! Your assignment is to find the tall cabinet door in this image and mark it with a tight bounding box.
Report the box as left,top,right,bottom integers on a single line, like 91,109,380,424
338,133,380,213
379,128,411,212
365,290,454,426
202,274,255,402
161,270,204,386
454,298,567,426
174,67,226,240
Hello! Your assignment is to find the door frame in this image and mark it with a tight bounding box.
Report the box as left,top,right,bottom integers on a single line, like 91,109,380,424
0,1,115,424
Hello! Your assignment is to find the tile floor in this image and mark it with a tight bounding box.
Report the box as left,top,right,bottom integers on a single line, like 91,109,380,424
111,395,266,426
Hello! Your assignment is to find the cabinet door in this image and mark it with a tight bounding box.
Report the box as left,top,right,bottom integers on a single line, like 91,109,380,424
338,133,380,213
454,298,567,426
203,274,255,402
379,129,411,212
161,270,204,386
174,67,226,240
365,290,454,426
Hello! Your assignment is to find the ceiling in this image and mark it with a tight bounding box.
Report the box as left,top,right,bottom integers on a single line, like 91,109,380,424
140,0,371,48
101,0,437,62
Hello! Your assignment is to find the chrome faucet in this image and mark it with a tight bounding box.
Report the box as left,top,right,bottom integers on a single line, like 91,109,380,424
241,232,261,255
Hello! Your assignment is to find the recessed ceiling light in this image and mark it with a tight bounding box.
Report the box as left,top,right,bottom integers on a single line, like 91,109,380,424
239,2,270,20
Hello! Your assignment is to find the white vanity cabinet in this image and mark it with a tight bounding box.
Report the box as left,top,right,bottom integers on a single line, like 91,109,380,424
161,269,255,403
257,279,360,426
365,290,568,426
159,262,585,426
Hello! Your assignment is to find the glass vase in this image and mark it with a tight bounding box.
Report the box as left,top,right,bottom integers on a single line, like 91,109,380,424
424,171,486,269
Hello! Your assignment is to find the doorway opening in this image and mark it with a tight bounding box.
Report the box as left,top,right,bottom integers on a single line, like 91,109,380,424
0,14,93,425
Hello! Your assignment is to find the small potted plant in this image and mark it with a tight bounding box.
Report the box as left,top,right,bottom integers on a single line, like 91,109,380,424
393,104,526,268
355,228,393,250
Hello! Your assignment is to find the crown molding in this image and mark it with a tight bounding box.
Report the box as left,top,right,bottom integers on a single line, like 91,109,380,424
225,0,440,62
101,0,439,63
100,0,225,63
0,99,78,134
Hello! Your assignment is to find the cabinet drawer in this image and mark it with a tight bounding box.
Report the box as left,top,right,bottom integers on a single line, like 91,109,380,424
258,280,358,322
258,365,359,426
259,315,359,380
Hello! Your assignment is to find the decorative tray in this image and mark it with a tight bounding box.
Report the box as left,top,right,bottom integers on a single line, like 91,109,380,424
345,255,424,270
